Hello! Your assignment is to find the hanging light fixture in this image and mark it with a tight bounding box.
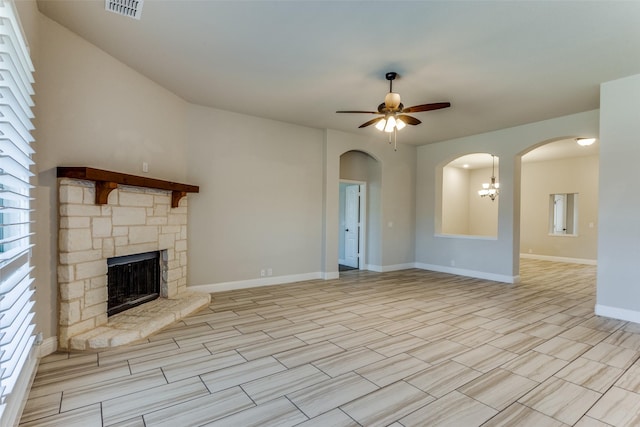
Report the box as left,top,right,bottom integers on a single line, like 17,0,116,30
336,71,451,151
478,155,500,201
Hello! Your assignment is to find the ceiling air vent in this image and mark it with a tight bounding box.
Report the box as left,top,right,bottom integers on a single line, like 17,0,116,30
105,0,144,20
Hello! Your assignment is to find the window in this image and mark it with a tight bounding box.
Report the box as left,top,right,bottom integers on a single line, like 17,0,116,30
549,193,578,235
0,0,35,422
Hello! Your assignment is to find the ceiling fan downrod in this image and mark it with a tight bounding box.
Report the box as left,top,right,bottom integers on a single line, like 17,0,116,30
386,71,398,93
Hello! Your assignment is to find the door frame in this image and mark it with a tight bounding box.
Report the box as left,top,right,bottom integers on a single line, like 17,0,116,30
339,179,367,270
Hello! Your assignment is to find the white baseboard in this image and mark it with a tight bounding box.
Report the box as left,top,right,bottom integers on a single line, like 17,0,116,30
38,336,58,358
364,264,382,272
595,304,640,323
415,262,520,284
191,261,526,294
190,272,324,293
364,263,415,272
520,253,597,265
322,271,339,280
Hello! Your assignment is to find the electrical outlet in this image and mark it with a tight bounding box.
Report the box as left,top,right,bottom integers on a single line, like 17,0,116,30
260,269,265,277
142,162,149,173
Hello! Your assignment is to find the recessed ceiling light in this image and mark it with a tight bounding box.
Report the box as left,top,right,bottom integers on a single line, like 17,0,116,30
463,164,469,168
576,138,596,146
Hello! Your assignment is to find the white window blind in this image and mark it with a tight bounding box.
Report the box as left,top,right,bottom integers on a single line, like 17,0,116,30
0,0,35,421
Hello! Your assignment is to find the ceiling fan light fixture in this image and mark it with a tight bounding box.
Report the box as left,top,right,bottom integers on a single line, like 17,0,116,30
335,71,451,149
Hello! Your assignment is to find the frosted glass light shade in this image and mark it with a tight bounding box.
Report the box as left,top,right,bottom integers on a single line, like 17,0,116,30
384,116,396,132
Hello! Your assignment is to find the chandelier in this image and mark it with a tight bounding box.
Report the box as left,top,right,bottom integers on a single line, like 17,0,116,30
478,155,499,201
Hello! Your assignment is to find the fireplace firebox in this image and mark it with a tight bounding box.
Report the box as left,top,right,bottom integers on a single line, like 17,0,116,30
107,251,161,316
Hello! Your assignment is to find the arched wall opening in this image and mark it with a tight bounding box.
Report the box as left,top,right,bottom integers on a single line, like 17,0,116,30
518,137,599,264
439,153,500,238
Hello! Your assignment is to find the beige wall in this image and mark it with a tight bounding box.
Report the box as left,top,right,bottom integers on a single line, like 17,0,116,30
340,150,376,181
441,166,469,234
597,73,640,319
185,105,324,285
520,155,598,261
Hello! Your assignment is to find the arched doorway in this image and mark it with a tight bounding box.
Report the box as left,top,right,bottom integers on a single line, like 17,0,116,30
339,150,381,274
519,137,599,264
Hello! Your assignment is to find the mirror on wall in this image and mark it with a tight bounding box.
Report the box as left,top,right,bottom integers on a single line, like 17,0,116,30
440,153,499,237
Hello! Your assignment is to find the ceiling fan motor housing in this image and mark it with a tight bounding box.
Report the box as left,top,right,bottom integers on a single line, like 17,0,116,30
385,92,401,109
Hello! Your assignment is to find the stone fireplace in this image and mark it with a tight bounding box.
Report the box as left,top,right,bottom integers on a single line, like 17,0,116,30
57,168,210,350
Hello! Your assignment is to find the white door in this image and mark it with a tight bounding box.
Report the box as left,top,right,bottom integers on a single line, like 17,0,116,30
344,185,360,268
553,194,566,234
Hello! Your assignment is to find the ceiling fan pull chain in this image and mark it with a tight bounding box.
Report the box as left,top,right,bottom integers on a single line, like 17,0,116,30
394,127,398,151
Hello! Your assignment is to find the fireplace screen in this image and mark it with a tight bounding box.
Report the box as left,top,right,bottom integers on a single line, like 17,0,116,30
107,251,160,316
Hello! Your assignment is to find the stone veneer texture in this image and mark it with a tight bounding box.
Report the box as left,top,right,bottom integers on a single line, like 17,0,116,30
57,178,188,349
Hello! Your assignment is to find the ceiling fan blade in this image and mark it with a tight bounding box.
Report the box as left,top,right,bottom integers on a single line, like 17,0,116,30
359,117,384,128
398,115,421,125
336,110,380,114
402,102,451,113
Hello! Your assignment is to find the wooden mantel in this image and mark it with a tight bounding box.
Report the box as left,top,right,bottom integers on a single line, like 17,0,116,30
57,167,199,208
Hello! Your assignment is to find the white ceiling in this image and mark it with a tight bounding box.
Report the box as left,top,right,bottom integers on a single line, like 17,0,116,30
36,1,640,146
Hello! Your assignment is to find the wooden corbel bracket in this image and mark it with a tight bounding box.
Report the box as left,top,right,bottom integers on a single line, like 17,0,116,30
171,191,188,208
95,181,118,205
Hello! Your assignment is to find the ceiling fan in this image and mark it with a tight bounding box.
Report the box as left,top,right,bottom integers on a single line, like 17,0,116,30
336,72,450,150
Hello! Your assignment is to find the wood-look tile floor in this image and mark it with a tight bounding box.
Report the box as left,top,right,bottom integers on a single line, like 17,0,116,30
20,259,640,426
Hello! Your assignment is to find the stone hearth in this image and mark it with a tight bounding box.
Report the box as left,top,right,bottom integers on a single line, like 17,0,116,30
57,175,209,350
